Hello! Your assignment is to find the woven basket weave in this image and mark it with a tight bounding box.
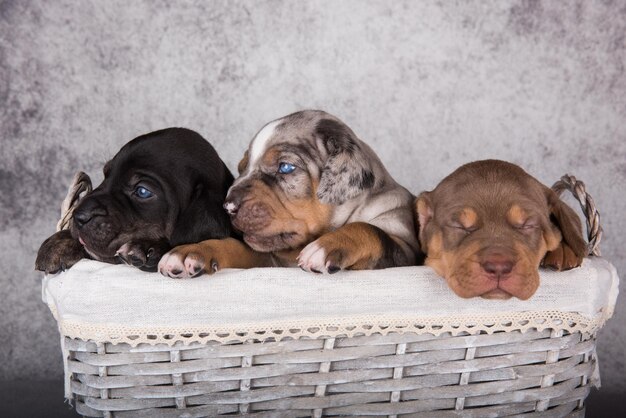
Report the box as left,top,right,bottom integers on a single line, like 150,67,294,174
51,174,611,417
67,328,596,418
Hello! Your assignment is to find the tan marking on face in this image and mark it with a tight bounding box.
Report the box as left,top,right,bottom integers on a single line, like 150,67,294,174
424,231,446,277
232,178,332,253
261,148,281,168
458,207,478,229
281,187,332,241
507,204,528,227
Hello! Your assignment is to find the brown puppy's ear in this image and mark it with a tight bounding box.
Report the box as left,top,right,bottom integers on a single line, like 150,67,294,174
542,188,587,270
237,150,249,175
315,118,375,205
415,192,434,253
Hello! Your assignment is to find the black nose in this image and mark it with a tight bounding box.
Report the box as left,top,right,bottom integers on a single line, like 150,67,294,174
72,199,107,229
481,257,514,278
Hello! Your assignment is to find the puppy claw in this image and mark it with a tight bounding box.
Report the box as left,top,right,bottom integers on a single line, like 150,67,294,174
327,264,340,274
184,258,205,277
115,254,126,265
129,252,146,267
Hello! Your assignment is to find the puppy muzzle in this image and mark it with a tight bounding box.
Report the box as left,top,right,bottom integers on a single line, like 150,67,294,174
229,201,272,234
70,195,120,258
225,183,274,234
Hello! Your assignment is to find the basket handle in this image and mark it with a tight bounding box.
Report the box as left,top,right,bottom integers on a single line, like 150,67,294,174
551,175,602,257
56,171,92,232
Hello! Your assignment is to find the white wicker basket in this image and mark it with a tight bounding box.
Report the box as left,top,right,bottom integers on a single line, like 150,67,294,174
42,176,619,417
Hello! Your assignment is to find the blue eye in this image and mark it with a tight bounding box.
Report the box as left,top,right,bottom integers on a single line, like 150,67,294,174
134,186,154,199
278,162,296,174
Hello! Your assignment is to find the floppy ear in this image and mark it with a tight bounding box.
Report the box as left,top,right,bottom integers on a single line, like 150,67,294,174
415,192,434,253
315,118,375,205
544,188,587,263
237,150,249,175
170,184,233,247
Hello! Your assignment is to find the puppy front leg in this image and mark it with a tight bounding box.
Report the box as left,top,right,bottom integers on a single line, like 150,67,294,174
298,222,413,273
159,238,273,278
35,229,87,274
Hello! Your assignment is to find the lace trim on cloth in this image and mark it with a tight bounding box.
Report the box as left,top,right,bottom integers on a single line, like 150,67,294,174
50,307,609,346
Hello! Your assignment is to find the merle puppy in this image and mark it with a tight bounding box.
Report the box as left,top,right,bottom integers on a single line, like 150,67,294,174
36,128,234,273
159,110,421,278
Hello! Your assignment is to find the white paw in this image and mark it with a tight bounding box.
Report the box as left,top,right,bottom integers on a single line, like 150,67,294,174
158,251,206,279
297,241,331,274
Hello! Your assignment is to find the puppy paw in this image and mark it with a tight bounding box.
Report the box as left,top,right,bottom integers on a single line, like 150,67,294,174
35,230,86,274
159,238,271,278
297,223,402,274
116,239,169,272
542,242,584,271
297,239,346,274
158,244,219,279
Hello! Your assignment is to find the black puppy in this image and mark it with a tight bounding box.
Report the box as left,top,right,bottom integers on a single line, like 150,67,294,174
36,128,234,273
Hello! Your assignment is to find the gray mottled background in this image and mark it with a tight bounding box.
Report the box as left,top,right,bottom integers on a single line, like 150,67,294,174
1,0,624,398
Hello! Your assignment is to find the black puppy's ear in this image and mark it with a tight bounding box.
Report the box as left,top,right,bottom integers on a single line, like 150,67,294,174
315,118,375,205
545,188,587,259
415,192,434,253
170,184,233,246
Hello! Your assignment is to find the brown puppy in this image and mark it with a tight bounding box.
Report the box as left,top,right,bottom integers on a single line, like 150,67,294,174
159,110,421,277
416,160,587,300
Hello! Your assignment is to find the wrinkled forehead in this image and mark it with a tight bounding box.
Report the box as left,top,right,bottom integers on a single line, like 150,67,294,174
247,114,323,167
435,179,548,220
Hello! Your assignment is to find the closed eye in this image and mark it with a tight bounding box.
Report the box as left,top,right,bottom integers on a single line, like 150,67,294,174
278,162,296,174
447,224,478,234
515,222,539,232
134,186,154,199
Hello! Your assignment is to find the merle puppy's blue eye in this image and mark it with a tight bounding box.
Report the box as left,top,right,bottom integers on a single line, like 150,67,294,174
278,162,296,174
134,186,154,199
